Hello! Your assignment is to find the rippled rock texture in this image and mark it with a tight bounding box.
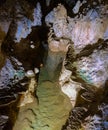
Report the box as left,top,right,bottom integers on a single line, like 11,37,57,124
0,0,108,130
13,78,71,130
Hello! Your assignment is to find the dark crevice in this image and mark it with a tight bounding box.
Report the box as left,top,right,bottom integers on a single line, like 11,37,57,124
65,39,108,78
77,39,108,59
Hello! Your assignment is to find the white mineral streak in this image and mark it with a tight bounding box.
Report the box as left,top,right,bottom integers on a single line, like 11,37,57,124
59,66,72,86
32,2,42,26
15,2,42,42
72,0,82,14
104,27,108,40
59,67,81,106
34,67,39,74
25,70,35,78
61,83,77,106
18,77,37,107
73,0,87,14
30,44,35,49
11,56,22,66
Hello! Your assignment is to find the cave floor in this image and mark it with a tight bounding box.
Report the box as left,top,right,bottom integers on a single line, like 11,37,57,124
13,66,72,130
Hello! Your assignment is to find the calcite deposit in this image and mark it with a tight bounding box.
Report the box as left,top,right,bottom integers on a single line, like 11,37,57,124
0,0,108,130
46,4,108,53
45,1,108,129
45,0,108,100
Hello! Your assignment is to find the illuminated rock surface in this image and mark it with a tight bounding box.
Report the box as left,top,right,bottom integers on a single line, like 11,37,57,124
13,55,72,130
0,0,108,130
45,1,108,129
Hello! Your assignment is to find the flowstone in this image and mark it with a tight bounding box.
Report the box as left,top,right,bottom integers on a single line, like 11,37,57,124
13,66,72,130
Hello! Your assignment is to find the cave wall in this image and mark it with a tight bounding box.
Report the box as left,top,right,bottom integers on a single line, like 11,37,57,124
0,0,108,130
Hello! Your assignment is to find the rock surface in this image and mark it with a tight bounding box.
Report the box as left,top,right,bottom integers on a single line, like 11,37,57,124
45,1,108,129
13,52,72,130
0,0,108,130
0,0,45,129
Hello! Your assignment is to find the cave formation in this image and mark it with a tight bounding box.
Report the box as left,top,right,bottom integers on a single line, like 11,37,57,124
0,0,108,130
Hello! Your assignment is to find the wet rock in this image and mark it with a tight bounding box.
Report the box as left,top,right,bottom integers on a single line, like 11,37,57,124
48,38,70,52
44,1,108,130
25,70,35,78
14,2,42,42
0,58,28,106
0,1,49,129
13,65,72,130
0,0,108,130
45,51,66,80
59,67,81,106
82,103,108,130
0,115,8,130
2,24,46,71
73,44,108,87
13,12,72,128
0,57,28,129
49,2,108,102
45,3,108,53
18,77,37,107
62,107,87,130
72,0,82,14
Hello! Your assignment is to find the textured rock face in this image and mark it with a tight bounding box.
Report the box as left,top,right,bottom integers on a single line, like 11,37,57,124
14,2,42,43
0,58,26,105
0,1,72,130
48,39,69,52
0,1,45,129
76,47,108,87
0,0,108,130
0,115,8,130
13,81,71,130
0,0,45,105
13,47,72,130
46,0,108,99
45,1,108,130
46,4,108,53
